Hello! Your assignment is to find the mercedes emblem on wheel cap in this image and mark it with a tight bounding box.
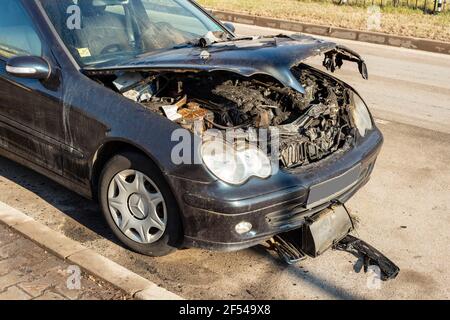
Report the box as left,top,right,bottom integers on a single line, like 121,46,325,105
128,193,148,220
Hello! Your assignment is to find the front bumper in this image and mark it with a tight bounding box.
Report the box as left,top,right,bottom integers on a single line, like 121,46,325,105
167,128,383,251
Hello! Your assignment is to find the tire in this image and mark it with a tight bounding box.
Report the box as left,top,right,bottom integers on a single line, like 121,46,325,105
98,151,182,256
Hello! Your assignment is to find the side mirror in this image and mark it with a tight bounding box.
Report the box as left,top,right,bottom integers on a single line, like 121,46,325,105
223,22,236,34
6,56,51,80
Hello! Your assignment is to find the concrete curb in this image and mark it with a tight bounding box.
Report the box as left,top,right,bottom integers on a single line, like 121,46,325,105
210,9,450,55
0,201,182,300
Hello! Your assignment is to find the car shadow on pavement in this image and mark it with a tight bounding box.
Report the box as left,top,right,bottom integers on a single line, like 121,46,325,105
0,156,122,246
250,244,364,300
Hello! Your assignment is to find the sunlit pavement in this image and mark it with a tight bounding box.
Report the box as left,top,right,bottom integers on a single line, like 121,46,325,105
0,224,128,300
0,24,449,299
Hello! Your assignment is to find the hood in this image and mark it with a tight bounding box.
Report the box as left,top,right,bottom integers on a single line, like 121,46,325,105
83,34,368,95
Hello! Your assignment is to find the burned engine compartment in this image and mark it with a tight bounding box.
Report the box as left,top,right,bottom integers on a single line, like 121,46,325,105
96,65,356,169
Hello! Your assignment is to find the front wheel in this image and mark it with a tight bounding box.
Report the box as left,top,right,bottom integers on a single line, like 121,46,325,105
99,152,182,256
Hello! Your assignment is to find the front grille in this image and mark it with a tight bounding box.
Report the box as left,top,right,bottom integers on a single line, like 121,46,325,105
280,139,330,168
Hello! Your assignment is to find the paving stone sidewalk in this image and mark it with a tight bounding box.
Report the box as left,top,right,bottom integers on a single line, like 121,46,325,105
0,223,130,300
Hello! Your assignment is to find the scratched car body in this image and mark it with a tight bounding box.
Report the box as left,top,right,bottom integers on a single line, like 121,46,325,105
0,0,383,257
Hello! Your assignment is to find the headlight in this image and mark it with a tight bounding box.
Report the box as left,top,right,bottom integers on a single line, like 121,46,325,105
201,140,272,185
350,93,373,137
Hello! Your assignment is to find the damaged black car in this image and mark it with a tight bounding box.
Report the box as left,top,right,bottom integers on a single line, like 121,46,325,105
0,0,386,264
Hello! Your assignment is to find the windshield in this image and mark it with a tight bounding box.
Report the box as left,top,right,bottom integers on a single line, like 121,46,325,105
39,0,226,67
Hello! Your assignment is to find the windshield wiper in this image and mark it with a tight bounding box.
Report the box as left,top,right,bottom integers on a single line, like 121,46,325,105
173,31,232,49
171,30,258,50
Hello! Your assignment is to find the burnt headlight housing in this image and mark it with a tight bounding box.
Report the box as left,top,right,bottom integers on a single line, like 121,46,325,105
349,92,373,137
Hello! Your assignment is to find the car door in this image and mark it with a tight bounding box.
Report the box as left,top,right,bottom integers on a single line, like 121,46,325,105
0,0,64,174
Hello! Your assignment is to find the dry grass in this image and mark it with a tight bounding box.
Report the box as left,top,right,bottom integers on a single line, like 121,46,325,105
198,0,450,42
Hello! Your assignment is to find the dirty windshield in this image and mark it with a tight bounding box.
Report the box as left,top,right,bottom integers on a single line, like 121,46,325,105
40,0,225,66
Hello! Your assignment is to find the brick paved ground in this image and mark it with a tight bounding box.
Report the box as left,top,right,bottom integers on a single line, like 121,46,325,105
0,223,130,300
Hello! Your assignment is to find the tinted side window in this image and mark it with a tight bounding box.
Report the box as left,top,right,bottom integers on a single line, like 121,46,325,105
0,0,42,58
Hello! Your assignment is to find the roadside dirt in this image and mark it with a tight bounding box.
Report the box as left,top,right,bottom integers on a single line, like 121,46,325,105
199,0,450,42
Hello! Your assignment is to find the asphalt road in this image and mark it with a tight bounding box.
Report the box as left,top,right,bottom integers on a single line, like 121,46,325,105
0,24,449,299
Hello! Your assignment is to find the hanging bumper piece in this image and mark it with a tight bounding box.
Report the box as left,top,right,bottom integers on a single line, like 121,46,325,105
334,235,400,281
266,205,400,281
